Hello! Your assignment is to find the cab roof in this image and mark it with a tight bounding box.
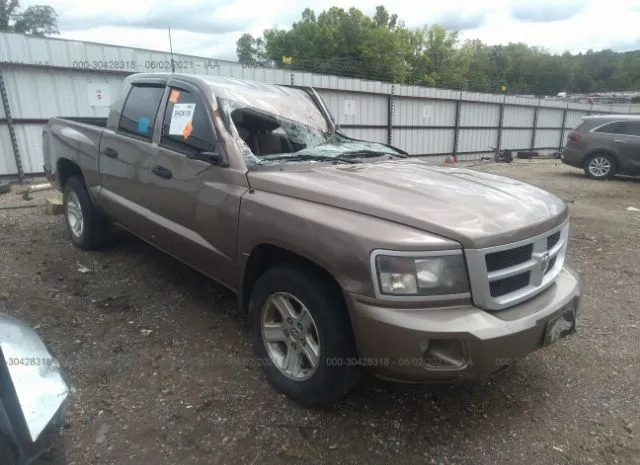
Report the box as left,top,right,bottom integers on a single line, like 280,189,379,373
125,73,329,132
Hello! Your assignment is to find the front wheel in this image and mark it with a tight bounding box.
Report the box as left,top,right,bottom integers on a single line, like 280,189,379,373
248,265,362,406
584,153,616,180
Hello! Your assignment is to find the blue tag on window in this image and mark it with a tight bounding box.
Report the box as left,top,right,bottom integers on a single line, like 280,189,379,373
137,117,149,134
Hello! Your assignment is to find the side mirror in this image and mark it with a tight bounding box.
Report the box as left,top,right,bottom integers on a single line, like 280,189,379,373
189,145,228,167
196,151,228,167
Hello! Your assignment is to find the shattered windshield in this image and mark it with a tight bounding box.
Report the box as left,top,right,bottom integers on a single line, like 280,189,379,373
217,97,404,168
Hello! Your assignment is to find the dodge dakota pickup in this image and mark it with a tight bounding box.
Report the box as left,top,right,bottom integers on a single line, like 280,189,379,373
43,73,581,406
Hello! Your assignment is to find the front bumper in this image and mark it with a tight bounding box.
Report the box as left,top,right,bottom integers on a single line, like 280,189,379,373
346,265,581,382
0,404,67,465
0,312,71,465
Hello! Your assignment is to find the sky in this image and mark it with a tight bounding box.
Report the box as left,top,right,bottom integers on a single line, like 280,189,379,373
21,0,640,61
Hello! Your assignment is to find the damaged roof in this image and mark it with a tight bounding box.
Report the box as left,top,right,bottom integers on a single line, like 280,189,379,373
126,72,329,132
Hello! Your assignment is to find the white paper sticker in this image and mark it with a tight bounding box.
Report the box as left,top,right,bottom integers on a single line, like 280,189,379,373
87,83,111,107
344,100,356,116
169,103,196,135
422,105,431,119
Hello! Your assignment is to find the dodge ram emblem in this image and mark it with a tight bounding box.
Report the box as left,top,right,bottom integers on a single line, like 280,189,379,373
539,251,550,274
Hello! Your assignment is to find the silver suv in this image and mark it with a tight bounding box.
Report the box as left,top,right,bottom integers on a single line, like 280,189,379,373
561,114,640,179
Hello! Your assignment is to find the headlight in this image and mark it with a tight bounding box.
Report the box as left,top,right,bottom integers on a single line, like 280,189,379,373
373,251,470,297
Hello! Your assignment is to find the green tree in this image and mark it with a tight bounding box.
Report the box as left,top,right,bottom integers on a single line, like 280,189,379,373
373,5,397,29
13,5,58,35
0,0,58,35
236,33,266,66
459,39,491,92
0,0,20,31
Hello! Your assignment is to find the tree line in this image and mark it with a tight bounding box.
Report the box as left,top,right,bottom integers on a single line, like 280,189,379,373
236,6,640,96
0,0,59,35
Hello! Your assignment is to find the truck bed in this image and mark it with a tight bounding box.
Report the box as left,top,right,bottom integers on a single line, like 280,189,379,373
57,116,108,127
42,116,107,188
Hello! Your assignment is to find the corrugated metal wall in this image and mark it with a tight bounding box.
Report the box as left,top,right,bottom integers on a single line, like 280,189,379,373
319,90,388,127
3,67,126,118
0,126,18,175
503,106,535,127
1,32,638,177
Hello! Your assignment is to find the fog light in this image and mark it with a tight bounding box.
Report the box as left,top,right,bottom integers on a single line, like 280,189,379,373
422,339,467,370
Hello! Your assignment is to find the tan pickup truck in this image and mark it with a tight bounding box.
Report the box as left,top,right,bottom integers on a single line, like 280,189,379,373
43,73,581,406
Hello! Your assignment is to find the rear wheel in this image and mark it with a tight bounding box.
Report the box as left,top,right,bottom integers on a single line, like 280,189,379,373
584,153,616,180
63,176,110,250
249,265,362,406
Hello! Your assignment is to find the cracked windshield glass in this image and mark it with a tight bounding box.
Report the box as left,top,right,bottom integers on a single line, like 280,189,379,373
218,97,403,167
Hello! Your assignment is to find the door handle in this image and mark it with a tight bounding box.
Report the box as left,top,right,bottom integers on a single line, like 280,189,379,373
613,139,627,144
102,147,119,158
152,165,172,179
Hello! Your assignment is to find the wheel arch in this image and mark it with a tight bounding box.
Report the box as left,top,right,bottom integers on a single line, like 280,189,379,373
582,149,619,170
239,243,345,316
56,158,84,189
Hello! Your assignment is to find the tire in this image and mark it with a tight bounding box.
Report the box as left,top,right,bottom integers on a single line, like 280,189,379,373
248,265,362,407
63,176,110,250
0,181,11,195
584,153,616,180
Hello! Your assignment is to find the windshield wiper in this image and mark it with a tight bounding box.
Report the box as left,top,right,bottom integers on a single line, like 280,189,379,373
262,154,359,164
339,150,408,159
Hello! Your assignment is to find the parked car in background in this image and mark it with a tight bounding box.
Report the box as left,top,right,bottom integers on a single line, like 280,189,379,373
43,73,581,406
561,114,640,179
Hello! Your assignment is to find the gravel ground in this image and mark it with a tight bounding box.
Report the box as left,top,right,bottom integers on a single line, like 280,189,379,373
1,160,639,465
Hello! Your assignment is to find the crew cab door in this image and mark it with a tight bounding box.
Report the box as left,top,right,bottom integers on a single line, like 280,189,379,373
145,80,249,289
98,77,167,231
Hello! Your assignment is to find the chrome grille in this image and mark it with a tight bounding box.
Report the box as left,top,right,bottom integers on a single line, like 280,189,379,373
465,220,570,311
485,244,532,272
547,231,561,249
489,271,531,297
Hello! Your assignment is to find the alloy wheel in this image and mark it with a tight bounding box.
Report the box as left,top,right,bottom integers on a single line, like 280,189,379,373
260,292,321,381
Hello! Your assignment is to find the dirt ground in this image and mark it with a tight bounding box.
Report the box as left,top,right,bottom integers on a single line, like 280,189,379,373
1,160,639,465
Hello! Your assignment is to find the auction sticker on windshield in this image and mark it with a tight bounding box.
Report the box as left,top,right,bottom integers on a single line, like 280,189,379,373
169,103,195,136
169,89,180,104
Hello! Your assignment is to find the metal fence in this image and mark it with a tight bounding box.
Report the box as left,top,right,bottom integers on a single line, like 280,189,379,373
1,32,638,179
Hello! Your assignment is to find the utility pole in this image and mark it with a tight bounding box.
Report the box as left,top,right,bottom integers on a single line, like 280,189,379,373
168,27,175,73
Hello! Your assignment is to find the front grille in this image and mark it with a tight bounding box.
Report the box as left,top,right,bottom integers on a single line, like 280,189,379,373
485,244,533,272
490,272,531,297
465,221,569,311
547,231,561,249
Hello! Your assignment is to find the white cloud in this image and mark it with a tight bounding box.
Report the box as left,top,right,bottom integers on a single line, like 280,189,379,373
509,0,588,23
464,0,640,53
22,0,640,60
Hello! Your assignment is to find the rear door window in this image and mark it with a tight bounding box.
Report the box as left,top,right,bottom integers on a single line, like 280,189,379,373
118,85,165,140
593,121,626,134
160,88,217,155
594,121,640,136
622,121,640,136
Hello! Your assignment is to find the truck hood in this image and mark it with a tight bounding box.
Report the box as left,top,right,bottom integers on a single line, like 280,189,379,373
247,160,568,249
